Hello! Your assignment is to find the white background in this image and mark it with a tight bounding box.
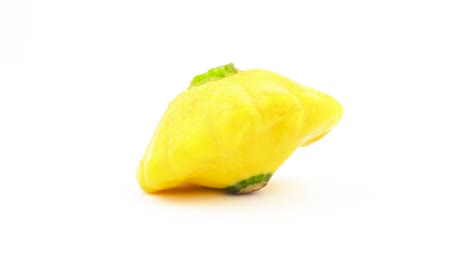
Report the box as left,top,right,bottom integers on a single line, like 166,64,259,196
1,0,467,263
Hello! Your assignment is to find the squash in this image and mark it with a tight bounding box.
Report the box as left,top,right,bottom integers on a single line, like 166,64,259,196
137,63,343,194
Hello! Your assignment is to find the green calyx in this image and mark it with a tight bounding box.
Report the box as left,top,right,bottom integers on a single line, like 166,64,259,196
189,63,239,88
226,173,274,194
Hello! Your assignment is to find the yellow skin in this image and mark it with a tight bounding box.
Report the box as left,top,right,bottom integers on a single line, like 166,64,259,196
138,64,343,193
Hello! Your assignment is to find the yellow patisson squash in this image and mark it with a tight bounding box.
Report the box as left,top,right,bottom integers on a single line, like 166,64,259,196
137,63,343,194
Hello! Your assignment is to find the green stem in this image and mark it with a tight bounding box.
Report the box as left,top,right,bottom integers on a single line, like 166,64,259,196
189,63,239,88
226,173,273,194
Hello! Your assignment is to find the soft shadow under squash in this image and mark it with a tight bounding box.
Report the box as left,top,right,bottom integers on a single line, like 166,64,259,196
146,177,305,205
150,184,242,204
